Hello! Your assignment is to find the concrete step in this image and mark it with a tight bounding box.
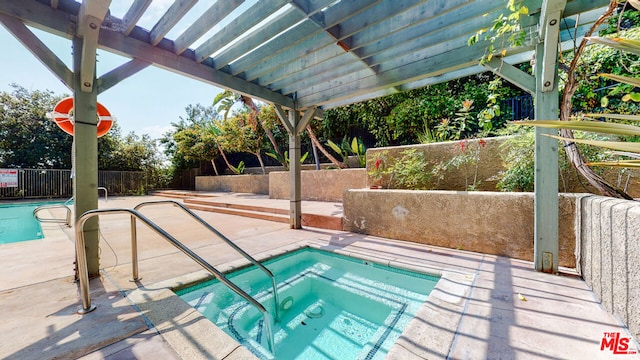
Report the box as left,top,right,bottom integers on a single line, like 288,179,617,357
184,202,289,224
149,190,218,199
184,198,289,216
183,200,342,231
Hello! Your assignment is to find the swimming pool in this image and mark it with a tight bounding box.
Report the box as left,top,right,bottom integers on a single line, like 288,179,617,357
177,247,440,360
0,201,62,244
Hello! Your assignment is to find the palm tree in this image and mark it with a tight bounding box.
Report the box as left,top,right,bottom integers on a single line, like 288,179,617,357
213,90,284,166
213,90,347,169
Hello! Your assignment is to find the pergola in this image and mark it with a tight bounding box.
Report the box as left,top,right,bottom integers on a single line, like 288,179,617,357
1,0,611,276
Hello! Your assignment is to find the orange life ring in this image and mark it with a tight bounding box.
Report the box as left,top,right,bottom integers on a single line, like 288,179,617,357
52,97,114,138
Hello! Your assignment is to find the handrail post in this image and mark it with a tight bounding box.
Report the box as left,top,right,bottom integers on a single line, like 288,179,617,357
134,200,281,322
75,221,96,314
130,215,140,281
33,203,72,227
98,187,108,202
74,208,276,355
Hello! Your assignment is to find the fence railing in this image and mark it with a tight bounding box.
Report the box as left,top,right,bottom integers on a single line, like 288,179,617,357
501,94,534,120
0,169,148,199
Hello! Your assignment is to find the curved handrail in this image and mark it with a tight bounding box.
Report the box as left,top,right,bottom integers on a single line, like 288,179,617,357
75,208,275,353
133,200,280,322
98,187,108,202
33,203,71,226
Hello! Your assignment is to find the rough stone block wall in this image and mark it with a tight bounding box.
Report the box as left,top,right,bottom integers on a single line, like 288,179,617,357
195,175,269,194
343,189,579,267
269,168,367,202
579,196,640,340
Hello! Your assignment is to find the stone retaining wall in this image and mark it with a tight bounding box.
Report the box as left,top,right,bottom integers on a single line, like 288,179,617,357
269,168,366,201
195,174,269,194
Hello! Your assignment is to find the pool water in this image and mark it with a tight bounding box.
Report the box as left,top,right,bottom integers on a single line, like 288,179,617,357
0,201,61,244
177,248,439,360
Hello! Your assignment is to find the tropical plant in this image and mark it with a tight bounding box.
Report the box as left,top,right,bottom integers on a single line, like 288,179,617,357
265,150,309,170
213,90,284,166
216,110,266,174
324,74,522,147
326,137,366,168
229,160,245,174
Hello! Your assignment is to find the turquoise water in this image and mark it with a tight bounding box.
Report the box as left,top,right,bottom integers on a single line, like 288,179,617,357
177,248,440,360
0,201,61,244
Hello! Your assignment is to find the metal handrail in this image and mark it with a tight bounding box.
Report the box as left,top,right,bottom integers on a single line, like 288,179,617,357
133,200,280,322
98,187,108,202
33,203,72,226
75,208,275,354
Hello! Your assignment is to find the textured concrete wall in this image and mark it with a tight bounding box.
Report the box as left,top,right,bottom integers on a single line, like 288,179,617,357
195,175,269,194
366,137,509,191
366,136,640,197
270,168,367,201
579,196,640,340
343,189,579,267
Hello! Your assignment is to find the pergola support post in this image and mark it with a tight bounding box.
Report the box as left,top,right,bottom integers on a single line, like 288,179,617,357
533,41,559,274
72,36,100,278
288,110,302,229
274,105,319,229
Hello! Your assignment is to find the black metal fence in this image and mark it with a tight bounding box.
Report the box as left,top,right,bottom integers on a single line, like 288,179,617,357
501,94,534,120
0,168,149,199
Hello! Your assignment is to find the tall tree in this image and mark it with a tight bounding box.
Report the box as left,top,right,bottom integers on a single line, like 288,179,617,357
0,84,71,168
161,104,220,171
213,90,284,166
217,110,266,173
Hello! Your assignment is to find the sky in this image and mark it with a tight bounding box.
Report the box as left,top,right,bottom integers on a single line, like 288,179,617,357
0,1,229,140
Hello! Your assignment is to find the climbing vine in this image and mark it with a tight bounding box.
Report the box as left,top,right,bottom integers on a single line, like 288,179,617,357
467,0,529,64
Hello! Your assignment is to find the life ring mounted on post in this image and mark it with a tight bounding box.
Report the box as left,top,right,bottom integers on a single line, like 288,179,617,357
51,97,114,138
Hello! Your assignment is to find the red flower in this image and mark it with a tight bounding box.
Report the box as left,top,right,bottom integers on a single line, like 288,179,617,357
375,158,382,170
478,139,487,148
460,140,467,152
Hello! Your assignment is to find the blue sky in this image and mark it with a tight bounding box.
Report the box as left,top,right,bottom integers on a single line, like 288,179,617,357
0,1,227,139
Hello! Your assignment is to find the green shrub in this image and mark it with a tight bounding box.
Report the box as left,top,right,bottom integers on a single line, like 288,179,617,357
384,149,432,189
497,131,536,192
497,128,620,192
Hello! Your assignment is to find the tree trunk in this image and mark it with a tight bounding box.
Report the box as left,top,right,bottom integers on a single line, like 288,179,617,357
210,158,219,176
255,151,266,174
241,95,285,164
305,125,346,169
217,143,238,175
558,1,632,200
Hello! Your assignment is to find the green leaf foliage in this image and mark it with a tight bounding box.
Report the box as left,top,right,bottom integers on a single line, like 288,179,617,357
383,149,432,190
0,85,71,168
0,84,165,175
322,73,522,147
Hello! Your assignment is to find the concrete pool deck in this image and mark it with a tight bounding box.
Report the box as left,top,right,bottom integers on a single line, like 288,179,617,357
0,195,638,359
